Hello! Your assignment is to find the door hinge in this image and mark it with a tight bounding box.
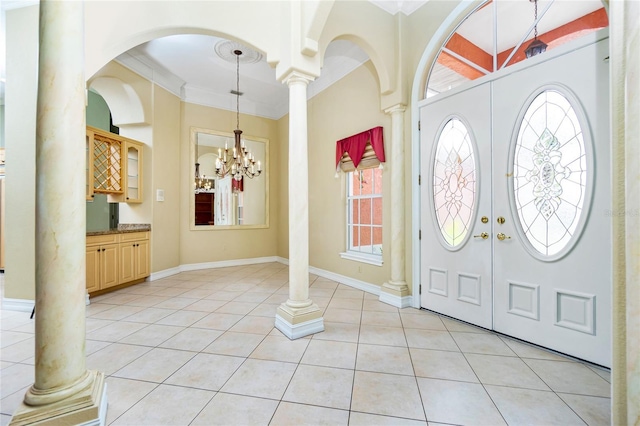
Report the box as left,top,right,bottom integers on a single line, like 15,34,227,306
419,229,422,240
418,120,421,131
418,175,421,185
419,284,422,294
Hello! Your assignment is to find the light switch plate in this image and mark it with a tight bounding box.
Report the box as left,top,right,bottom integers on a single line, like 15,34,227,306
156,189,165,202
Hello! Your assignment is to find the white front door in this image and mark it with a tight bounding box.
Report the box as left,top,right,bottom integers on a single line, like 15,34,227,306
492,36,611,367
420,33,611,367
420,83,492,330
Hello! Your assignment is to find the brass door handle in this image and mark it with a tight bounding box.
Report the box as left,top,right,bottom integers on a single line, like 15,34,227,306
497,233,511,241
474,232,489,240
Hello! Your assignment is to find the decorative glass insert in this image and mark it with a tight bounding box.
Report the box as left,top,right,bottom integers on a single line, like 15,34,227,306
513,90,587,256
433,118,476,247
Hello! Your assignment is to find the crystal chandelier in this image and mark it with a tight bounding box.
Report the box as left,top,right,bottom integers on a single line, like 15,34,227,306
524,0,548,58
215,49,262,181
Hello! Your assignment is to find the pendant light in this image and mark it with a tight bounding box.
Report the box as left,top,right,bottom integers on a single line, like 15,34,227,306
524,0,548,58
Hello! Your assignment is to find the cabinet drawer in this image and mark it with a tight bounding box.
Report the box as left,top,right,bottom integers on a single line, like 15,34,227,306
87,234,119,246
120,231,149,242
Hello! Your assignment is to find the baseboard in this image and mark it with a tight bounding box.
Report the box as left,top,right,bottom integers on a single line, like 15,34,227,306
180,256,280,272
276,256,289,265
1,298,35,313
379,291,413,308
308,265,381,296
148,266,181,281
148,257,281,281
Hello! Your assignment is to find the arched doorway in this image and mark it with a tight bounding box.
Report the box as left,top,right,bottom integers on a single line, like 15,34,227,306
416,0,611,367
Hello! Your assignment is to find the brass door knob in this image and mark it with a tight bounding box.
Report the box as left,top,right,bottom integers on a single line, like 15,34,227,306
497,233,511,241
497,216,506,224
473,232,489,240
481,216,489,224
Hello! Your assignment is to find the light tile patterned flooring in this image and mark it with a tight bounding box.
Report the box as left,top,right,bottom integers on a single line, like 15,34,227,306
1,263,611,425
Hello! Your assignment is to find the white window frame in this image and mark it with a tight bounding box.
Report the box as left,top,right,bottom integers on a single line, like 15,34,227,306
340,168,383,266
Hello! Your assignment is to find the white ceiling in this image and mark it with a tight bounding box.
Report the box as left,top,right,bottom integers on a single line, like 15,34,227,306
1,0,606,111
117,37,369,120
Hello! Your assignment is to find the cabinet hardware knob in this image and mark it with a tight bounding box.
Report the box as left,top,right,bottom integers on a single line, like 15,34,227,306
102,248,105,251
96,249,100,252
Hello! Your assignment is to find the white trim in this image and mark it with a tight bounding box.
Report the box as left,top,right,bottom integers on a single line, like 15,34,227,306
148,257,280,280
339,251,383,266
1,298,35,312
274,314,324,340
379,291,413,308
308,265,381,296
77,383,108,426
276,256,289,265
179,256,279,272
149,266,182,281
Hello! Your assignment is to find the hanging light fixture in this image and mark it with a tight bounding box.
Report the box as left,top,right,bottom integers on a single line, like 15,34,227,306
215,49,262,181
524,0,548,58
194,137,212,193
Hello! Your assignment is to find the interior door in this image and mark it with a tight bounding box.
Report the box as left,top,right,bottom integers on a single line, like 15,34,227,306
492,36,611,367
420,83,492,329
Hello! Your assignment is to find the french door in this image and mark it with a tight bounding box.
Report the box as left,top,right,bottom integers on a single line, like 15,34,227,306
420,34,611,367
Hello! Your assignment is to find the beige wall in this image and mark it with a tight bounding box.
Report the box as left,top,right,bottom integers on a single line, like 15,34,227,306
150,85,182,272
179,102,280,264
305,61,391,286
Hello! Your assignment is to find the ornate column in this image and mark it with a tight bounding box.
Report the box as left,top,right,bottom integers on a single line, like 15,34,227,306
610,1,640,425
11,1,106,424
379,104,411,308
275,71,324,339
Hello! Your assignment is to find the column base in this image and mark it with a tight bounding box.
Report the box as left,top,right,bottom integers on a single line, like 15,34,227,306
380,281,412,308
275,303,324,340
10,370,107,426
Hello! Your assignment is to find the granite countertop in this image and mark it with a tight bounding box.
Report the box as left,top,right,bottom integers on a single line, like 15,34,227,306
87,224,151,236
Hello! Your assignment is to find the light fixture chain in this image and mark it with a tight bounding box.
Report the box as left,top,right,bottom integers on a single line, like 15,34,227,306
236,52,240,130
534,0,538,39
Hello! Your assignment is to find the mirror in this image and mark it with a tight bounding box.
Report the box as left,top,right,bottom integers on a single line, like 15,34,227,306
190,127,269,229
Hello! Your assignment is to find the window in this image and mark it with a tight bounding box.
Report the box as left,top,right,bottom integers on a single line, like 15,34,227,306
512,89,589,258
341,167,383,266
433,118,477,248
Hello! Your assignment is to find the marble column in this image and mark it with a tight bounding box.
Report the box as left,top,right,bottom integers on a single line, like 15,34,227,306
275,71,324,339
610,1,640,425
379,104,411,308
11,1,106,424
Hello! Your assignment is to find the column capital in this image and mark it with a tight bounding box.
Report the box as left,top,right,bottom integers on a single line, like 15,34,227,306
384,104,407,115
282,70,315,87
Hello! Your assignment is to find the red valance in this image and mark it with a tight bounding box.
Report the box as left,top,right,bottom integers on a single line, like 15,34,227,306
335,126,385,169
232,176,243,192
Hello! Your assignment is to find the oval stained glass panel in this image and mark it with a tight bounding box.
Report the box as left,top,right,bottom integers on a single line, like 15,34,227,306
432,118,477,247
513,90,588,256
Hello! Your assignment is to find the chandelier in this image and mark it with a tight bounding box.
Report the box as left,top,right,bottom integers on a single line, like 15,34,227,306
215,49,262,181
524,0,548,58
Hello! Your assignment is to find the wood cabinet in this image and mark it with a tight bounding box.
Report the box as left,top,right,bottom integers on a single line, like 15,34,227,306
195,193,215,225
86,234,119,292
119,232,150,283
86,126,143,203
109,140,143,203
86,231,150,294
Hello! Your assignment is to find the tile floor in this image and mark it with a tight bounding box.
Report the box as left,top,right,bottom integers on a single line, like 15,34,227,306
0,263,612,425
